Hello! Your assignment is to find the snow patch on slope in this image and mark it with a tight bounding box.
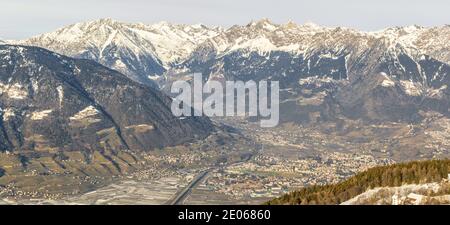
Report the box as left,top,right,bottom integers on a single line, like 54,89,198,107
342,180,450,205
30,110,53,120
70,106,100,120
380,73,396,87
0,83,28,99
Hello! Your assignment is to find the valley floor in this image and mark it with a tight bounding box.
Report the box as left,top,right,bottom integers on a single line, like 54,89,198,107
2,116,450,205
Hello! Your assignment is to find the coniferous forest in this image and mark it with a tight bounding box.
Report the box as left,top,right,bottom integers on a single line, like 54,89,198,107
267,159,450,205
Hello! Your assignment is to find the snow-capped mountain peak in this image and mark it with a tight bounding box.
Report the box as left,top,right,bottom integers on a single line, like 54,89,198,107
18,18,222,85
22,18,222,65
300,21,325,30
247,18,277,30
17,19,450,89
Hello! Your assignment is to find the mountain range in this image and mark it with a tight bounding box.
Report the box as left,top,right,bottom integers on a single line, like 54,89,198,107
0,18,449,139
14,19,449,82
9,18,449,124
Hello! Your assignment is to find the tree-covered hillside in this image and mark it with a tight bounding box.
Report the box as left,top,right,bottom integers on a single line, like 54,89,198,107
267,159,450,205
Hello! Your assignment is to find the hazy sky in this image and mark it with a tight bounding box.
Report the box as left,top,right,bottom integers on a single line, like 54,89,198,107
0,0,449,39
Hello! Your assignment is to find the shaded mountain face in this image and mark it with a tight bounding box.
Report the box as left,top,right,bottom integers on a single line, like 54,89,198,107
17,19,450,123
0,45,213,153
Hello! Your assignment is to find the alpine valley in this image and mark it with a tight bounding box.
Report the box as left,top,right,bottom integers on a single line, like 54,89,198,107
0,19,449,205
